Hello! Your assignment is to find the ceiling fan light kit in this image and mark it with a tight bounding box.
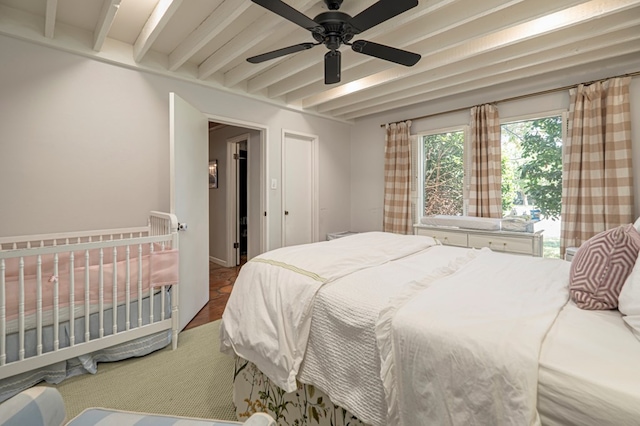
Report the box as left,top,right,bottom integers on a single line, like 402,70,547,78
247,0,421,84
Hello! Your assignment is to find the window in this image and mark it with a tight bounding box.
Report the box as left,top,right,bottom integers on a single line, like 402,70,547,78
416,128,468,217
415,113,565,258
501,115,564,258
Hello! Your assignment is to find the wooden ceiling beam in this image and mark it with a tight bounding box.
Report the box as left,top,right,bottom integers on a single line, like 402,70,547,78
44,0,57,38
168,0,252,71
198,0,317,80
133,0,183,62
93,0,121,51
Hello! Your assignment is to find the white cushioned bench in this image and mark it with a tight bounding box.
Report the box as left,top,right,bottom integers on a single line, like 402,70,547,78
0,386,275,426
67,409,275,426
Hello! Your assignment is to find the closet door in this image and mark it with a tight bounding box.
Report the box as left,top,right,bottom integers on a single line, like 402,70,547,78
169,93,209,330
282,132,317,247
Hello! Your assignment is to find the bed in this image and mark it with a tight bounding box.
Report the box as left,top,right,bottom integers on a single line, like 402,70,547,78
220,230,640,425
0,211,180,402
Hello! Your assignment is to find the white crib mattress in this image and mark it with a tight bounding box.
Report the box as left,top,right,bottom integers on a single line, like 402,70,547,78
538,301,640,426
419,215,502,230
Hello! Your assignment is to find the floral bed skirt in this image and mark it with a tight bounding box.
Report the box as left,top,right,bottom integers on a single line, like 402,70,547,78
233,357,370,426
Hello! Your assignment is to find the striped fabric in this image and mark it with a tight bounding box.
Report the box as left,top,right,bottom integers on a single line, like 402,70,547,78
468,104,502,218
570,224,640,310
68,409,276,426
0,386,65,426
560,77,634,257
383,121,413,234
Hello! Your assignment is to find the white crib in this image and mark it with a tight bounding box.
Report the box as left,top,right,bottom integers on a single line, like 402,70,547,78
0,212,179,400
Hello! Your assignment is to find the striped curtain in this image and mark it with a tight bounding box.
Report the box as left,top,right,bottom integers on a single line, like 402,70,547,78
560,77,634,256
468,104,502,218
383,121,413,234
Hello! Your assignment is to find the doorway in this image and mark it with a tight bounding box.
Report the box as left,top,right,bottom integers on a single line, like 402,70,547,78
208,122,265,267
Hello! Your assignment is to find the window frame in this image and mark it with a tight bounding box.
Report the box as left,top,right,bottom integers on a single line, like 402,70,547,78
413,125,470,222
413,109,568,224
499,109,568,218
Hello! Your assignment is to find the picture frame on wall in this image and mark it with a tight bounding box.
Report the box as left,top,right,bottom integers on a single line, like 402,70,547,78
209,160,218,189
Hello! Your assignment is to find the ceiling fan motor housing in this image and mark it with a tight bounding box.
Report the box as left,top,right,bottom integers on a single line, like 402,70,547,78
312,11,355,50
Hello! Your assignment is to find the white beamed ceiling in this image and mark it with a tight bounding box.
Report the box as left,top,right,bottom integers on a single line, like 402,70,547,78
2,0,640,121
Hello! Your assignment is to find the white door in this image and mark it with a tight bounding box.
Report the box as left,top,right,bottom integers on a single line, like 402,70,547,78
282,132,317,246
169,93,209,330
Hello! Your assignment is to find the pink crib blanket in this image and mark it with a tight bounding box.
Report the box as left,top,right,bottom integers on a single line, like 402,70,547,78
3,243,178,322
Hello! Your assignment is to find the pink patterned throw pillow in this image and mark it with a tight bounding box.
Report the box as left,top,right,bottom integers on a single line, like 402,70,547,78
570,224,640,310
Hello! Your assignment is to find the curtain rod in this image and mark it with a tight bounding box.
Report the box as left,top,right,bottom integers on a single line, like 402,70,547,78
379,70,640,128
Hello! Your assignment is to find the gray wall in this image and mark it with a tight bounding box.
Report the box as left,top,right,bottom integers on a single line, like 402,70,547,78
0,34,352,251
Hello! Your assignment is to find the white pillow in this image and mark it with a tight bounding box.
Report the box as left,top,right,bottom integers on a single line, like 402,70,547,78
619,251,640,340
634,217,640,232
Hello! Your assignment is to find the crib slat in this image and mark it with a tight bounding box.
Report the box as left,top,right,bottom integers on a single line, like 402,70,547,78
99,248,104,338
161,285,166,321
53,253,59,351
160,242,166,321
149,243,154,324
36,256,42,356
1,259,6,366
138,244,143,327
85,250,90,343
112,246,118,335
125,246,130,331
69,252,75,346
18,257,25,361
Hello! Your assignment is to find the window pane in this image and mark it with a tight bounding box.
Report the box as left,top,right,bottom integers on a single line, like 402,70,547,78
501,116,563,258
422,131,465,216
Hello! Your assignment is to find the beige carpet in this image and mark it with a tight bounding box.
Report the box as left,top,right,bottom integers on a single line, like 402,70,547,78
53,320,237,421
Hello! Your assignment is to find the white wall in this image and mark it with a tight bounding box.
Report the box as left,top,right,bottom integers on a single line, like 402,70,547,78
208,129,228,264
0,34,352,250
350,62,640,231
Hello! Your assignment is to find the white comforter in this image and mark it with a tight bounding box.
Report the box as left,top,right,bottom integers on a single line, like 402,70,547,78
377,249,570,425
219,232,439,392
220,233,571,426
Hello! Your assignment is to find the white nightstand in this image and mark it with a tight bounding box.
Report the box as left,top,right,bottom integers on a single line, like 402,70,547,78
565,246,578,262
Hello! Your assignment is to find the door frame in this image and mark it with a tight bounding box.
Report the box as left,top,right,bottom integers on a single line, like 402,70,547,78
206,114,269,258
281,129,319,245
226,134,249,266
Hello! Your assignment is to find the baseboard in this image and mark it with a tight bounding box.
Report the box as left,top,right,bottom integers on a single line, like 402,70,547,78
209,256,227,267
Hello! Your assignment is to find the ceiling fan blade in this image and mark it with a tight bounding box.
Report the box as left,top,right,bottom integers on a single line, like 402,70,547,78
251,0,323,32
349,0,418,33
247,43,317,63
351,40,420,66
324,50,341,84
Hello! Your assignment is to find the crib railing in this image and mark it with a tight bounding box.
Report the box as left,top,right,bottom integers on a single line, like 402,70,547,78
0,212,179,380
0,212,178,251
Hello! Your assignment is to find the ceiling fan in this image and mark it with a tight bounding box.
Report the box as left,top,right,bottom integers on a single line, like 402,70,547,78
247,0,421,84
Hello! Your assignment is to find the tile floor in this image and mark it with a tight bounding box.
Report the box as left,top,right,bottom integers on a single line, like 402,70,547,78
183,260,244,330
